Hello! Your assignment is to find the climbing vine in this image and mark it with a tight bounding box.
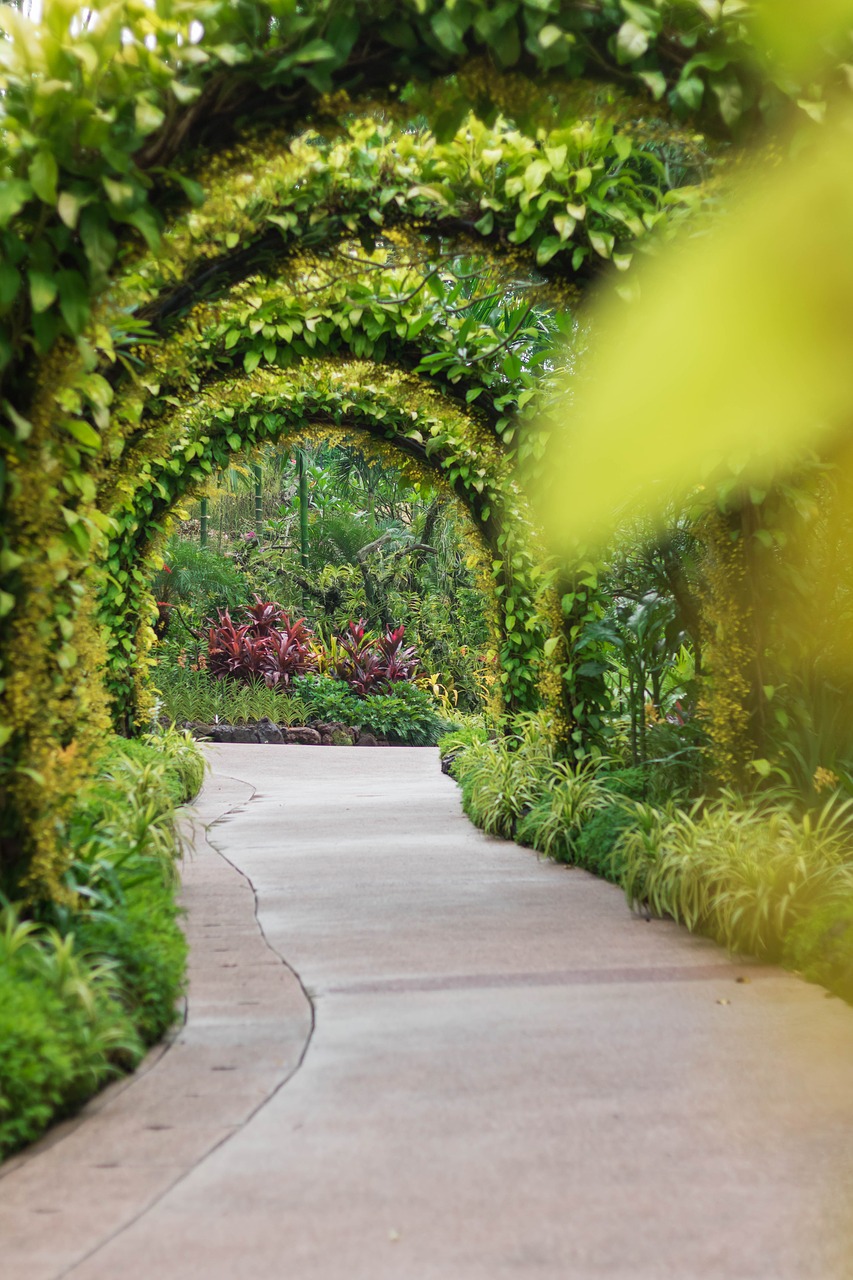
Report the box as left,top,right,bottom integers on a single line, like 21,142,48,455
2,0,837,900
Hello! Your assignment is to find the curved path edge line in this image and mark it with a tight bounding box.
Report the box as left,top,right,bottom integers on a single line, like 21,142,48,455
0,766,314,1280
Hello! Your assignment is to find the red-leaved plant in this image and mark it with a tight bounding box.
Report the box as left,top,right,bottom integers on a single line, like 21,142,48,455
207,600,316,688
333,619,418,696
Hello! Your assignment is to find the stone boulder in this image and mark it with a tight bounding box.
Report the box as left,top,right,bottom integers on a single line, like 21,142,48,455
285,726,322,746
255,717,285,744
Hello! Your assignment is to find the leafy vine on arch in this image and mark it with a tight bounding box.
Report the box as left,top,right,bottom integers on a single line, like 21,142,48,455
105,359,561,725
1,16,730,898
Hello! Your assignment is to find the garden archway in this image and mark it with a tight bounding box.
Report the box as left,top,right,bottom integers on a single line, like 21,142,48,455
1,27,717,898
105,357,559,731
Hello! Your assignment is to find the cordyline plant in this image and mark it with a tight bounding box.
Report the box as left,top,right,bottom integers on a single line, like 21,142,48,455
207,597,315,689
333,619,418,697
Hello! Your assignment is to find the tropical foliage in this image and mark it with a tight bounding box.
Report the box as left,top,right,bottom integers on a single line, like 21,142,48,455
0,726,203,1158
4,0,853,1158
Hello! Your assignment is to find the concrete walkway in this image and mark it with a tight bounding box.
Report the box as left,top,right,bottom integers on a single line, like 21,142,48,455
4,745,853,1279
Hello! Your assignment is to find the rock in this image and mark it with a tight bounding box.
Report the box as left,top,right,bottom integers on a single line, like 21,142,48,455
330,729,354,746
357,731,379,747
255,718,284,744
230,726,260,743
440,749,460,775
285,726,322,746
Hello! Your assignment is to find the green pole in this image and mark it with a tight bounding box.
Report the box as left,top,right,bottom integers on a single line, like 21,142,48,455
200,497,208,548
298,451,309,573
252,462,263,530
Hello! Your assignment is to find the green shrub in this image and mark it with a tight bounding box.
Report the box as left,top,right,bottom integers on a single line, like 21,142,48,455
437,721,490,759
516,761,607,860
0,909,143,1159
568,801,640,882
452,713,558,837
784,901,853,1003
294,675,448,745
73,882,188,1047
155,668,309,727
602,767,647,800
0,728,204,1161
617,792,853,959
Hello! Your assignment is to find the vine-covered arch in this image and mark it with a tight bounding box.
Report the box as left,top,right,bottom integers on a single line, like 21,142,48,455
104,358,561,731
2,1,756,899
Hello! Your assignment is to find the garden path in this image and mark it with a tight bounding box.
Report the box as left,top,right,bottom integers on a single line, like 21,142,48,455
4,744,853,1279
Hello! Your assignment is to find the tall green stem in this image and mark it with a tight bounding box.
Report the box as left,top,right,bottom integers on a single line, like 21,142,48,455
298,451,309,573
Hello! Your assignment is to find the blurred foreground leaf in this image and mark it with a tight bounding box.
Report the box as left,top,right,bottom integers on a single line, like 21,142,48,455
537,114,853,554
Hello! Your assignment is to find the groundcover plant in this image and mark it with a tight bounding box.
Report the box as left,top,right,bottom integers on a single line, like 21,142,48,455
4,0,853,1153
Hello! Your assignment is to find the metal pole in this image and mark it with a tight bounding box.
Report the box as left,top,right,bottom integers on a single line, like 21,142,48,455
200,497,208,548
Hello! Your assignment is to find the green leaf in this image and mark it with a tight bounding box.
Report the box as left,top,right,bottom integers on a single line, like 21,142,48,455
244,349,261,373
102,176,135,207
172,80,202,104
56,269,90,335
173,173,206,207
0,180,32,228
489,19,520,66
57,190,81,229
211,43,250,66
675,74,705,111
65,419,101,449
536,235,563,266
616,20,649,63
709,69,744,126
0,263,20,307
588,230,615,258
135,99,165,133
28,271,57,314
121,207,161,252
538,23,564,50
638,69,667,100
28,151,58,205
474,210,494,235
80,208,117,281
431,9,466,54
2,399,32,441
524,158,551,194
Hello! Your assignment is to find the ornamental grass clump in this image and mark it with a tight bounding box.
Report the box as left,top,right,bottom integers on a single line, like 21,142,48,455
618,792,853,959
516,760,608,861
452,713,559,838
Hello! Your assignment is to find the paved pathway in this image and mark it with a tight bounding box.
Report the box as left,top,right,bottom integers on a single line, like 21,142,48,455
4,745,853,1279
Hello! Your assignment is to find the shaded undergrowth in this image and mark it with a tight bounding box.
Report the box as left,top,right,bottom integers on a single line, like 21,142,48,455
0,727,205,1161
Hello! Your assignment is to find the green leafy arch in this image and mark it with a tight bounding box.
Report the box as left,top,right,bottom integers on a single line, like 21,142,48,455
2,1,754,899
105,358,561,731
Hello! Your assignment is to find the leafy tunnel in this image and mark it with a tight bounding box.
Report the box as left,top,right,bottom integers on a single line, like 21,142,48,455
1,20,716,899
